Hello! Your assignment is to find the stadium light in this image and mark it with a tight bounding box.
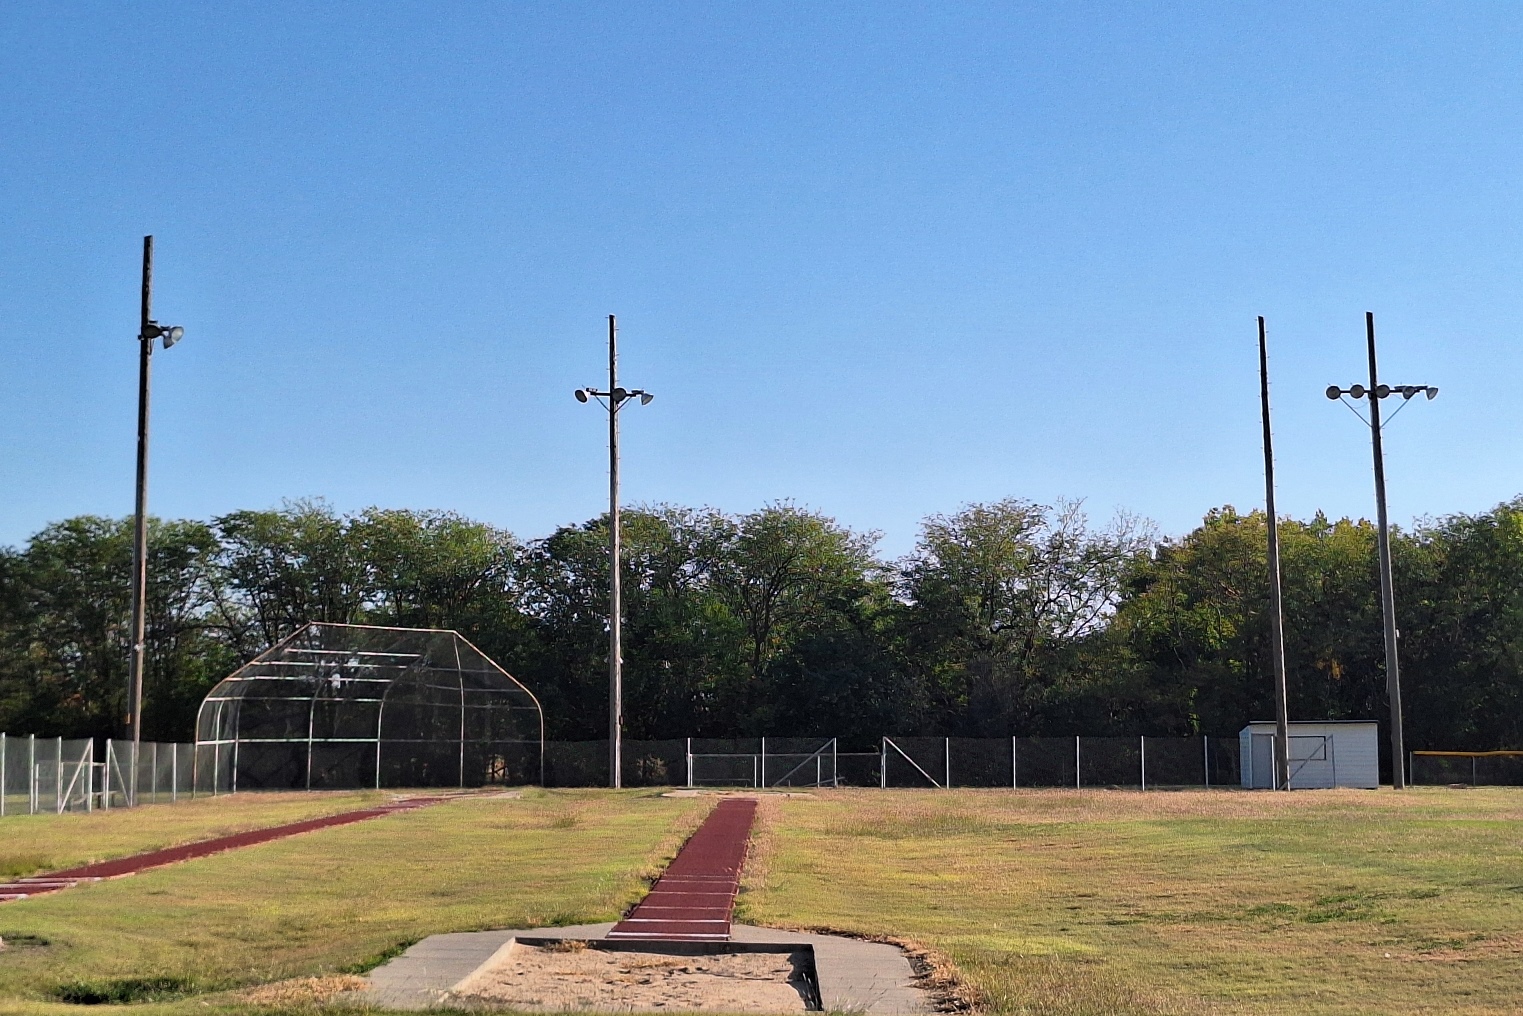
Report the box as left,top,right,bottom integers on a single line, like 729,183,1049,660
574,315,655,789
1326,312,1438,791
127,236,187,807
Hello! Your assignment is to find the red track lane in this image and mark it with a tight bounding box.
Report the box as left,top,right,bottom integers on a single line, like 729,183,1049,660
0,796,445,903
609,797,757,942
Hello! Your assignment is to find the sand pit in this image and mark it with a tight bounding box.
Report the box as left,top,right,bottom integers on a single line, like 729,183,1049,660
445,940,816,1012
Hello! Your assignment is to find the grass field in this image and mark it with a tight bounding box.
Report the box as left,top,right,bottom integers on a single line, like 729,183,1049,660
2,786,1519,1015
742,788,1523,1016
0,791,389,880
0,789,706,1014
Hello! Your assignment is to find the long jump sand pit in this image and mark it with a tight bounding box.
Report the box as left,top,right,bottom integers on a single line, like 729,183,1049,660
445,939,818,1012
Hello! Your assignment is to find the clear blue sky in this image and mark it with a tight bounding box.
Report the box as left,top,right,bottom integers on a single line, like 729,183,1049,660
3,3,1519,557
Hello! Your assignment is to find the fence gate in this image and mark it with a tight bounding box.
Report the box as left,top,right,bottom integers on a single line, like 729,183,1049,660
686,737,847,788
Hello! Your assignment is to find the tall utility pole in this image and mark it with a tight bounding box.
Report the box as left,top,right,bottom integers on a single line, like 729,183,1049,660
127,237,154,807
1365,313,1405,789
1257,317,1291,791
127,236,185,806
606,315,623,790
1326,313,1437,790
574,316,654,790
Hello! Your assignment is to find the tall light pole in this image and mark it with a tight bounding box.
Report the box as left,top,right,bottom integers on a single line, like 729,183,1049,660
127,235,185,806
1326,312,1436,789
575,315,654,789
1257,317,1291,791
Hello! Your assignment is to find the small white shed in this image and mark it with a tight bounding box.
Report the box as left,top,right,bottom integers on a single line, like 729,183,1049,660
1239,720,1380,789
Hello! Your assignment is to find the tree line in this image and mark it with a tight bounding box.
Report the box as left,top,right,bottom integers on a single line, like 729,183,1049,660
3,497,1522,757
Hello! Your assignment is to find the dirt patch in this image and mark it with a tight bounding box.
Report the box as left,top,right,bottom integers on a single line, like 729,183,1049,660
239,974,369,1006
447,943,814,1012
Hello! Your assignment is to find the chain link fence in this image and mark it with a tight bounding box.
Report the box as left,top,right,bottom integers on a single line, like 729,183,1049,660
536,735,1244,789
0,734,195,814
1,732,1272,798
1410,751,1523,786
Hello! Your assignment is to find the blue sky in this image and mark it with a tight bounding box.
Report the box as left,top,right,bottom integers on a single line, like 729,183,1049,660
2,3,1520,557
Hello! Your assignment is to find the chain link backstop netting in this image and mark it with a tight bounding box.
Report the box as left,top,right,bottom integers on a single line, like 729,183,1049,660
195,623,542,792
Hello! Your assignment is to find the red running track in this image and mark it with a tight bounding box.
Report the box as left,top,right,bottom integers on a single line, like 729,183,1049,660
0,796,444,903
608,797,757,942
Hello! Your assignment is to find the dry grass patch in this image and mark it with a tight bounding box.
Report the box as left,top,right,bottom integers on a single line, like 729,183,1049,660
742,787,1523,1016
237,974,367,1006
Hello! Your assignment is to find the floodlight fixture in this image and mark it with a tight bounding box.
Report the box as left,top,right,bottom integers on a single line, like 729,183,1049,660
639,392,654,406
141,321,185,349
575,388,590,403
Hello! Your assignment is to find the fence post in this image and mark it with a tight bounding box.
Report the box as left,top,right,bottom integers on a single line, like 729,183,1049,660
686,737,693,789
28,734,36,814
1012,735,1017,789
1473,755,1477,786
103,738,111,810
832,738,838,788
1203,735,1210,788
761,736,767,788
1074,735,1081,789
944,737,951,789
880,739,887,789
1140,736,1146,791
172,744,178,803
86,739,94,812
56,737,63,813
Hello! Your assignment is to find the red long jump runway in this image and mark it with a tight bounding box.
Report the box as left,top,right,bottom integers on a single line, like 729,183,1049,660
0,796,445,903
608,797,757,942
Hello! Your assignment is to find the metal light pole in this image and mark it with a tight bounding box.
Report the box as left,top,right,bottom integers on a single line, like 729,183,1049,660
575,315,654,789
1257,317,1291,791
127,235,185,807
1326,312,1437,789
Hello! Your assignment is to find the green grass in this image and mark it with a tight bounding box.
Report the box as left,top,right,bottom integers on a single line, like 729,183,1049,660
0,791,391,879
9,786,1520,1015
0,789,707,1014
740,787,1523,1016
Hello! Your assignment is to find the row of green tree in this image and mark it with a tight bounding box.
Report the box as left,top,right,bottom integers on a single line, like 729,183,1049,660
2,497,1521,752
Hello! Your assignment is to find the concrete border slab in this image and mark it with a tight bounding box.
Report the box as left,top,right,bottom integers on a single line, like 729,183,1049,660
362,924,932,1014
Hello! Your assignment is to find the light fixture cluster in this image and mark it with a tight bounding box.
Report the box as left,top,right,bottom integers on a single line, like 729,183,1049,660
574,386,654,406
1325,384,1437,401
141,321,185,350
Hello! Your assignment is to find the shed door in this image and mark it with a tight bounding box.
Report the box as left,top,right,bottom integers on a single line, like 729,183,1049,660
1289,735,1331,788
1250,734,1275,789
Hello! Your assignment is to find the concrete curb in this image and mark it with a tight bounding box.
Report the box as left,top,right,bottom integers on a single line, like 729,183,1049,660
363,923,932,1013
